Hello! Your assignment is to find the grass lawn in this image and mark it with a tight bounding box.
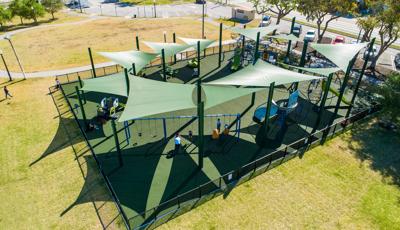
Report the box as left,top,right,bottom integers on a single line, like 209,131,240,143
0,17,232,72
160,118,400,229
0,77,122,228
0,11,86,35
120,0,192,5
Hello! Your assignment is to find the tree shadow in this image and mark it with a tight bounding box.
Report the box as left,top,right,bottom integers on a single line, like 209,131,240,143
345,119,400,186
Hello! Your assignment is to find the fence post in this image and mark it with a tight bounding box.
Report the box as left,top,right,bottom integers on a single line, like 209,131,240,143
88,47,97,78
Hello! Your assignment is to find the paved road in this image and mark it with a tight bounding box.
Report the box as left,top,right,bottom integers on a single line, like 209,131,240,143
77,0,399,70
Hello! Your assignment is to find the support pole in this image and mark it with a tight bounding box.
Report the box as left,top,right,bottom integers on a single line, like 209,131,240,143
88,47,96,78
162,118,167,139
322,57,357,143
250,92,256,106
218,23,222,67
77,75,87,104
311,73,333,134
241,35,245,65
111,119,123,166
173,32,177,63
124,68,130,96
253,32,260,65
161,48,167,81
75,86,87,127
136,35,140,50
346,38,375,118
294,39,309,90
131,63,136,76
197,79,204,169
290,17,296,33
197,41,201,77
263,82,275,136
0,54,12,81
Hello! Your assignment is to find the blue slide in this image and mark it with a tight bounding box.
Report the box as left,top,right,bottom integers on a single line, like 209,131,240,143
253,102,279,124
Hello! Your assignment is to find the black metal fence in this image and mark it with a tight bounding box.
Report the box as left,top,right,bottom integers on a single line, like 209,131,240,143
128,105,381,230
55,43,237,84
56,41,381,229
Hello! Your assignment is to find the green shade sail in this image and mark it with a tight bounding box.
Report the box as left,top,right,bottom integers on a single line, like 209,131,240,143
205,61,323,87
178,37,216,52
230,25,279,41
284,64,341,77
98,50,158,72
267,33,302,42
143,41,193,58
119,77,196,121
310,42,368,71
81,72,128,97
202,85,263,109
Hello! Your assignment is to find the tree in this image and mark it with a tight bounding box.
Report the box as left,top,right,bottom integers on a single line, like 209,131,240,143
356,16,378,42
370,0,400,68
21,0,45,24
9,0,26,24
297,0,358,43
42,0,63,20
249,0,298,25
376,72,400,124
0,6,12,30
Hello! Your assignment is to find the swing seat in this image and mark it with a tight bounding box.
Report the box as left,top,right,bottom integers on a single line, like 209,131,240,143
223,128,230,135
212,129,220,139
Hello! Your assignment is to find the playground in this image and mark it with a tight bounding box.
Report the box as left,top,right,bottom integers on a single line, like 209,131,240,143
56,23,379,229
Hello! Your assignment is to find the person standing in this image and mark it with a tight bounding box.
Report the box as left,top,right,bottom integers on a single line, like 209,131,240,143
4,86,12,99
216,118,222,133
55,78,61,90
174,133,181,156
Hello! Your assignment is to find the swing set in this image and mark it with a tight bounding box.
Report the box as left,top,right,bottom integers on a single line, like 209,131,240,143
122,113,242,145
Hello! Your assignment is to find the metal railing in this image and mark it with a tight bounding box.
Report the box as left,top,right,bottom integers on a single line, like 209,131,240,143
55,43,237,84
57,85,131,230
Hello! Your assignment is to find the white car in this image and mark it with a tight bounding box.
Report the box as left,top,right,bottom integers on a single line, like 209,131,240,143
363,45,378,60
259,16,272,27
304,30,316,42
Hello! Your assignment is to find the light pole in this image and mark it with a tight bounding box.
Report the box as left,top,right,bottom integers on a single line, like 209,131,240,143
4,35,26,80
202,2,205,38
99,4,102,16
153,0,157,18
0,50,12,81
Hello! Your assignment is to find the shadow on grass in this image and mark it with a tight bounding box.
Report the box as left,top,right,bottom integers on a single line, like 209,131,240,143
345,118,400,186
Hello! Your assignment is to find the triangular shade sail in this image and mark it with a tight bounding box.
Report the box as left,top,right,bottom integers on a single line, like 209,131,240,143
310,42,368,71
202,85,263,109
285,65,341,77
98,50,158,72
205,61,323,87
178,37,215,52
267,33,302,42
119,77,196,121
143,41,193,58
81,73,128,97
230,25,279,41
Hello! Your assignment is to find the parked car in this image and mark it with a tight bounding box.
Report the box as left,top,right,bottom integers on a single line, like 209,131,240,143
292,23,302,37
304,29,316,42
259,15,271,27
66,0,89,8
395,53,400,69
195,0,206,4
332,36,345,44
363,45,378,60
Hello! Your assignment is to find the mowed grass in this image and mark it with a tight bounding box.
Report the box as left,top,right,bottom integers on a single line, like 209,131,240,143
161,119,400,229
0,78,121,228
0,17,233,72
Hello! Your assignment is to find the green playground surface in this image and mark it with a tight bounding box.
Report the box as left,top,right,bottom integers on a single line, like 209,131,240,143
60,52,368,227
